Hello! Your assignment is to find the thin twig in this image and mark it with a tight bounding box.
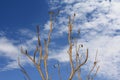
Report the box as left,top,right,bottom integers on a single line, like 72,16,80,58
18,57,31,80
21,48,45,80
92,66,100,80
87,50,98,80
75,38,82,80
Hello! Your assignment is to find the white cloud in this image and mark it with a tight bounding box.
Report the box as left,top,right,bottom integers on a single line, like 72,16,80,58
0,37,18,59
45,0,120,80
18,28,36,38
0,37,19,71
1,56,32,71
0,36,37,71
49,46,69,62
49,35,120,80
85,36,120,80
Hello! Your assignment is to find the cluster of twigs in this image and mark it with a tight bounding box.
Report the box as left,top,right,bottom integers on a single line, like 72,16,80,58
87,50,100,80
67,14,100,80
18,11,55,80
18,12,100,80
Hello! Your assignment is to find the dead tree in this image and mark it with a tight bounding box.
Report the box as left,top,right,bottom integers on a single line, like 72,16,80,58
18,12,100,80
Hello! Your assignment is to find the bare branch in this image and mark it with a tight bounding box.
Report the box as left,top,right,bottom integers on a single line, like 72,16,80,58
75,49,88,72
87,50,99,80
53,62,62,80
75,38,82,80
21,47,45,80
18,57,31,80
36,26,41,46
33,46,38,62
58,63,62,80
44,39,49,80
36,26,43,65
92,66,100,80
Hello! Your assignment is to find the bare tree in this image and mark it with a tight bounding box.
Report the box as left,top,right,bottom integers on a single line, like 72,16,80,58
18,12,100,80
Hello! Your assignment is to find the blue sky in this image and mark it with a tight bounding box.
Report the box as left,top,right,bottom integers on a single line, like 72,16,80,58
0,0,120,80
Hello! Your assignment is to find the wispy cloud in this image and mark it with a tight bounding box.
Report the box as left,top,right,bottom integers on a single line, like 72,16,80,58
0,35,36,71
46,0,120,80
0,37,19,71
18,28,36,38
0,31,5,36
0,37,18,59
